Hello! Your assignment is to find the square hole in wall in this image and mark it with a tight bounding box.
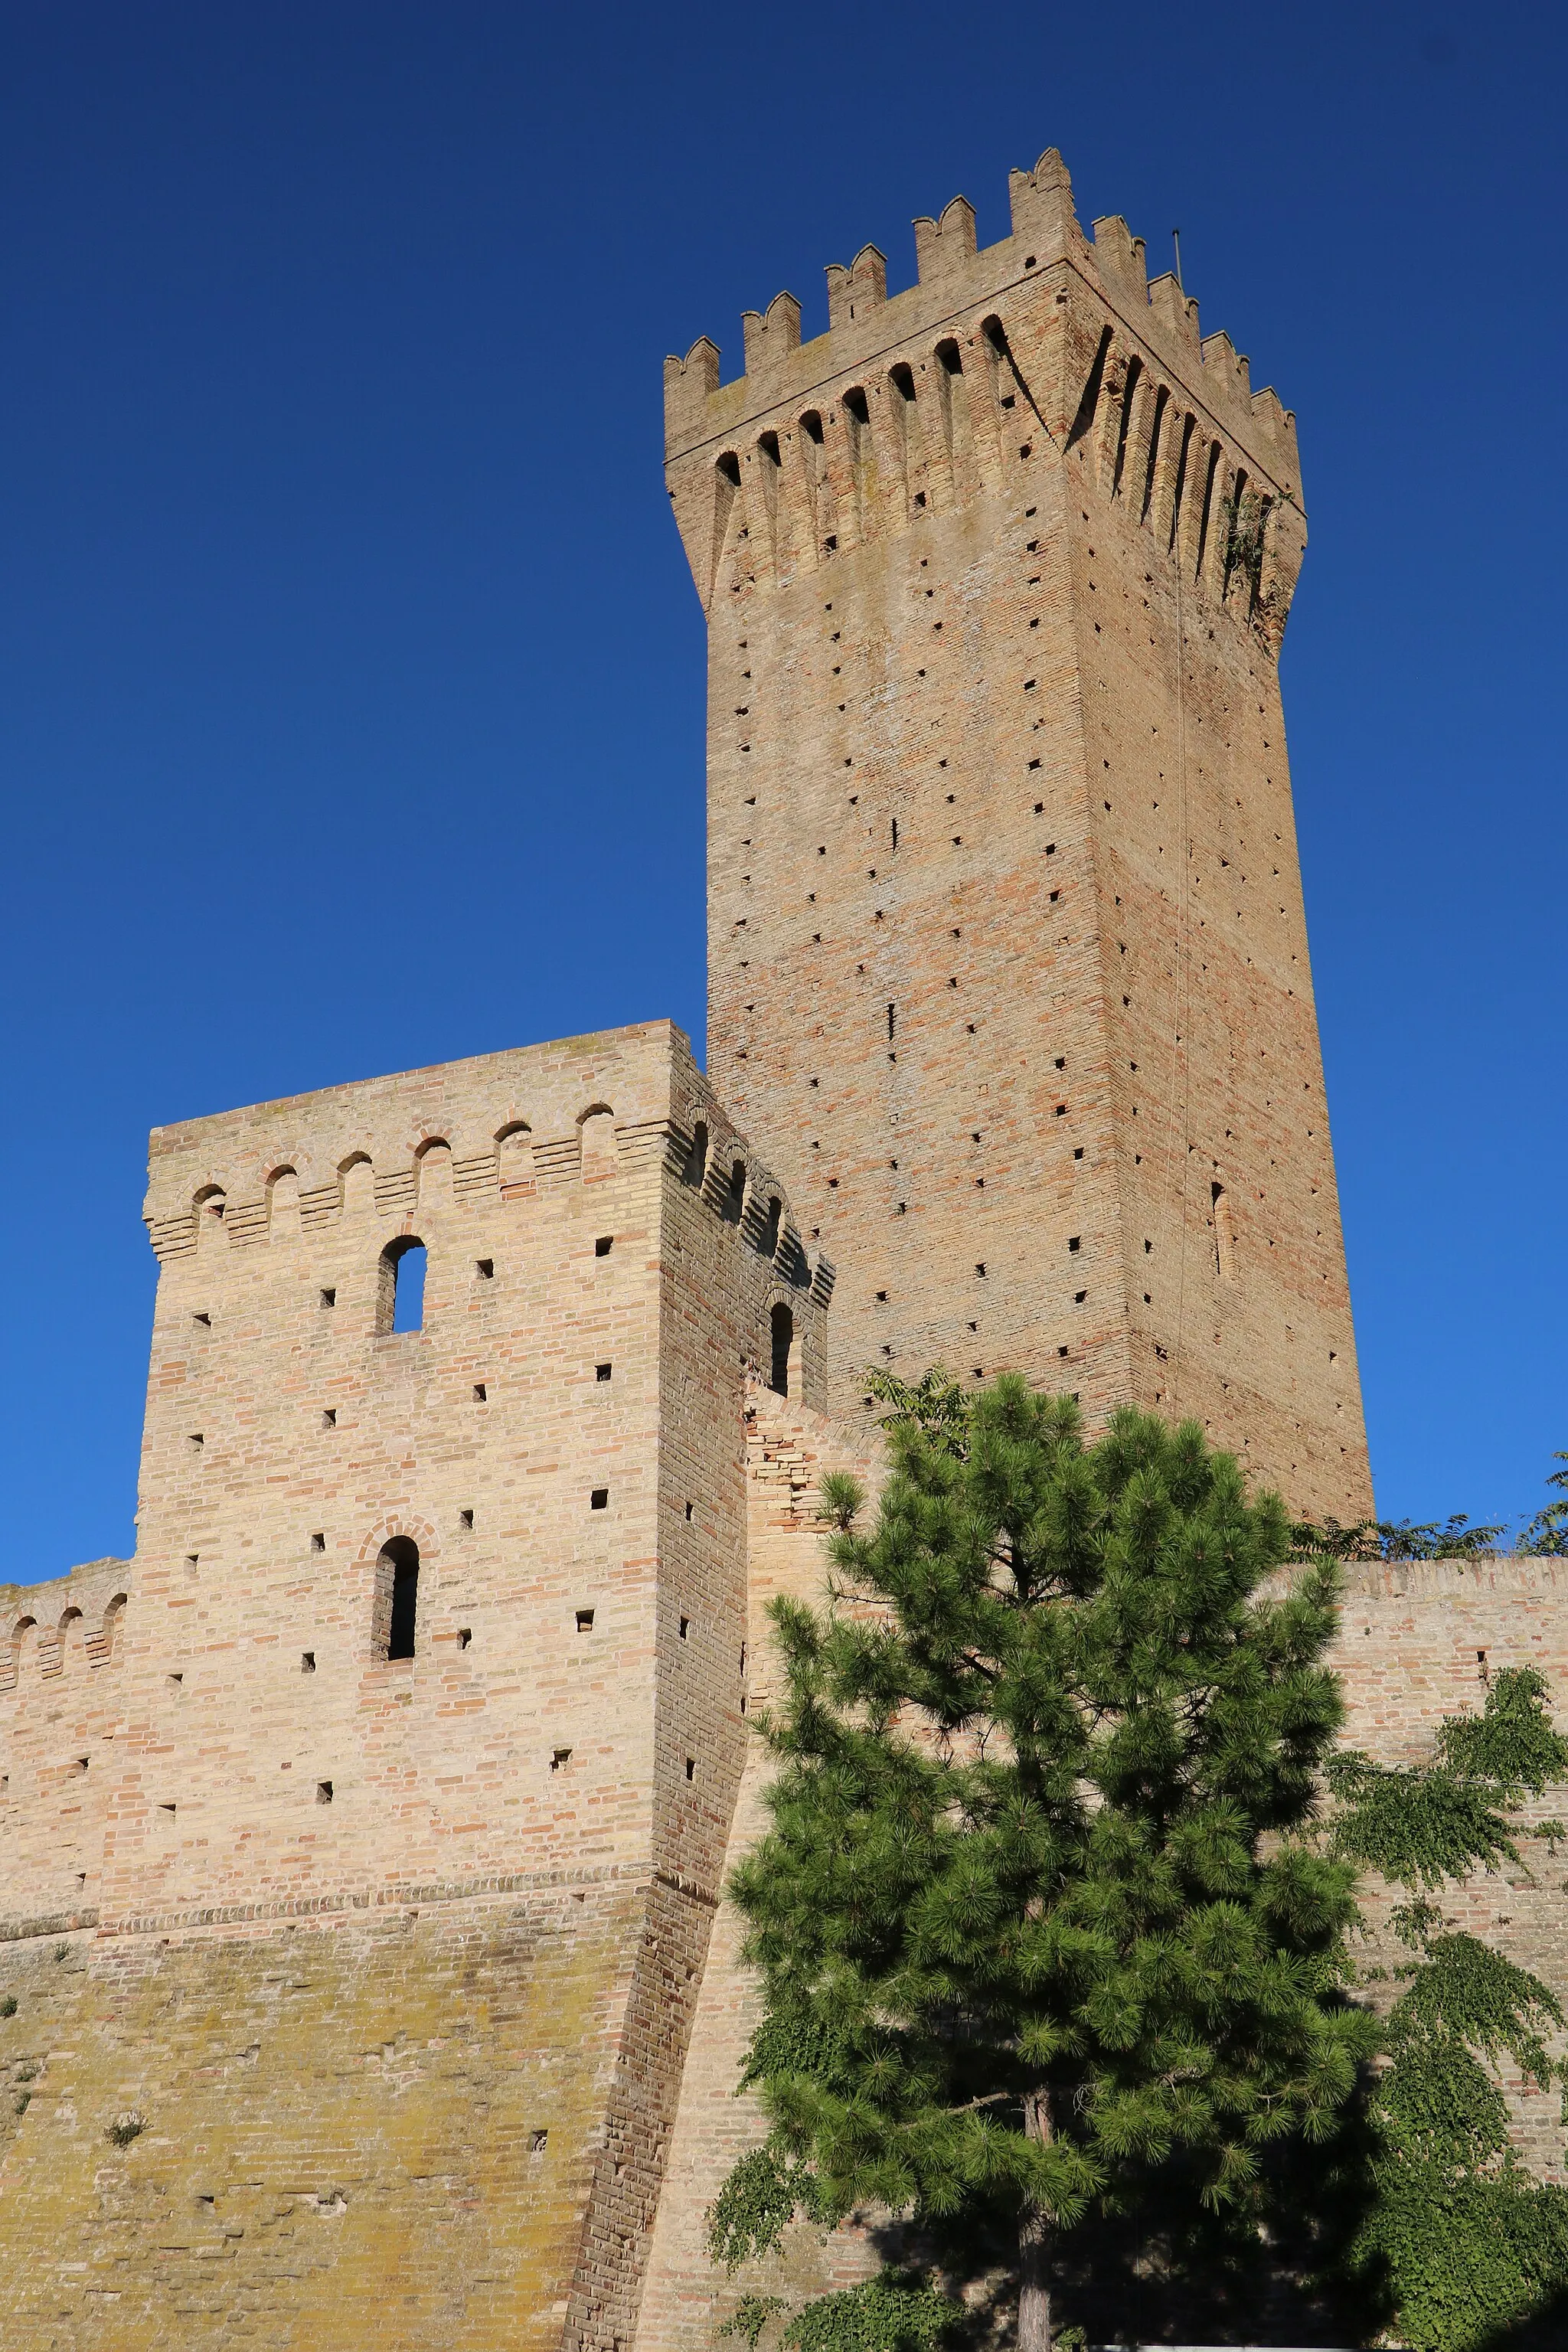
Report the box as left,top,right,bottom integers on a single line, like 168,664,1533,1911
473,1383,488,1403
531,2129,549,2154
594,1236,613,1257
70,1756,88,1775
192,1312,211,1328
184,1554,199,1575
322,1408,337,1429
684,1757,696,1782
590,1488,609,1511
596,1363,612,1382
550,1748,572,1772
168,1671,184,1693
310,1532,325,1553
684,1501,694,1521
459,1508,474,1530
678,1615,690,1641
320,1289,336,1308
576,1608,595,1633
301,1652,316,1674
475,1259,494,1280
316,1781,333,1805
457,1628,472,1651
188,1432,204,1454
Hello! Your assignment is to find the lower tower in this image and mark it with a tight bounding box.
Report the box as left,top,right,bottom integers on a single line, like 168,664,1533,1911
665,147,1371,1521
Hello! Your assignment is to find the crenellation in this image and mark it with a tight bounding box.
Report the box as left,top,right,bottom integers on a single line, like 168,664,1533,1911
912,193,977,287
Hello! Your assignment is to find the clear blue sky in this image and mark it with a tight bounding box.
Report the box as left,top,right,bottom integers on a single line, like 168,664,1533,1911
3,2,1563,1580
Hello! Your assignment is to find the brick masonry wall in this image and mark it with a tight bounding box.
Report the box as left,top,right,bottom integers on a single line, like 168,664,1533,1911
641,1407,1568,2342
0,1023,831,2350
665,148,1370,1524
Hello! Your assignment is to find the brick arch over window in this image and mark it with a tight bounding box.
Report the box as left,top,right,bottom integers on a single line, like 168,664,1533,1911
338,1153,374,1216
578,1102,616,1182
357,1515,439,1662
57,1606,87,1672
354,1514,439,1571
266,1165,301,1238
101,1594,128,1661
495,1120,534,1194
6,1615,38,1691
192,1184,227,1248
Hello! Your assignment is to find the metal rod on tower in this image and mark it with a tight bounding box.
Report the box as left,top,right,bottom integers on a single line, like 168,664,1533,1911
1172,227,1184,290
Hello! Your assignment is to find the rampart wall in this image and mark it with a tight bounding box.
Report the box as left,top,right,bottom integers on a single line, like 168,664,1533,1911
0,1023,836,2352
640,1406,1568,2350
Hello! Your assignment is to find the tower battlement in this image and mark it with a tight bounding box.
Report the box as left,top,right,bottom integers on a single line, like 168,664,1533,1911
665,150,1299,511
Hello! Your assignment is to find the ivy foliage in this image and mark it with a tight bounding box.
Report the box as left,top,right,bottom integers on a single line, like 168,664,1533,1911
707,1376,1371,2350
1519,1454,1568,1558
1292,1512,1508,1563
1333,1668,1568,2351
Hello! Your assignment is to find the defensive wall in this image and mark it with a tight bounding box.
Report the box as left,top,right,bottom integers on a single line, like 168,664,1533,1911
0,1021,837,2350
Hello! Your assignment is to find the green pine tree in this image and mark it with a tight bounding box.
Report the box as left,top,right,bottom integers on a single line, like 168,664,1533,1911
1331,1666,1568,2351
708,1374,1373,2350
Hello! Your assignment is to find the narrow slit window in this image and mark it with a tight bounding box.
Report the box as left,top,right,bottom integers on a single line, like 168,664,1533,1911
769,1302,794,1397
377,1537,420,1661
1212,1182,1236,1283
379,1237,426,1334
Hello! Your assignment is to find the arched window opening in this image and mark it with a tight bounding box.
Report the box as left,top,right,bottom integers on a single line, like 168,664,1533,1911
102,1594,127,1662
1221,467,1250,598
415,1138,453,1209
756,431,781,524
716,449,741,488
769,1303,794,1398
377,1537,420,1661
194,1186,227,1248
1168,413,1196,552
580,1104,616,1181
1140,384,1170,521
10,1617,38,1685
267,1167,300,1237
723,1159,746,1225
57,1607,85,1671
379,1236,427,1334
760,1197,782,1259
843,387,871,488
1112,356,1143,495
339,1154,374,1216
1212,1182,1236,1284
935,338,962,377
685,1121,709,1188
1194,440,1223,578
495,1121,532,1194
1066,325,1113,452
799,409,825,445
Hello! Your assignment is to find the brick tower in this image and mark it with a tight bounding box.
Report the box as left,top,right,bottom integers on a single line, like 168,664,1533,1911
665,148,1372,1521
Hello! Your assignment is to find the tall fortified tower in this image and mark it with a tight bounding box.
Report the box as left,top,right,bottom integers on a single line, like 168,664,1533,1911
666,149,1372,1521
